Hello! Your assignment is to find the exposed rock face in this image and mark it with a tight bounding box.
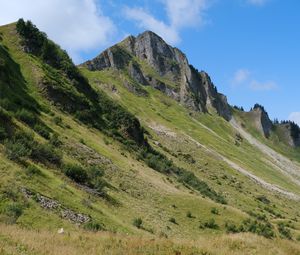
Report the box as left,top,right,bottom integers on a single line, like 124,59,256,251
248,105,273,137
278,123,300,147
82,31,232,120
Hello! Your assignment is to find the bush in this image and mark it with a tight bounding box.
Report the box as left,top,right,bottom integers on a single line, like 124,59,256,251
31,143,61,165
0,126,8,140
92,178,107,195
278,223,292,239
200,219,219,229
133,217,143,228
225,222,239,233
4,139,31,161
63,164,88,184
226,219,275,239
0,108,12,140
5,203,23,222
49,133,62,147
87,166,104,179
256,195,270,204
169,217,177,224
177,170,226,204
15,109,37,126
186,211,192,218
25,165,41,176
33,123,50,139
53,116,62,126
84,221,104,232
211,207,219,215
140,148,226,204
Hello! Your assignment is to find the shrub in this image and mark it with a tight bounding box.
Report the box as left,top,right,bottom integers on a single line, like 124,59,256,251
200,219,219,229
15,109,37,126
33,123,50,139
140,148,226,204
63,164,88,184
31,143,61,165
186,211,192,218
53,116,62,126
0,126,8,140
169,217,177,224
87,166,104,179
133,217,143,228
92,178,107,195
240,219,274,239
211,207,219,215
25,165,41,176
4,139,31,161
49,133,62,147
0,108,12,140
256,195,270,205
177,170,226,204
84,221,104,232
226,219,275,239
278,222,292,239
5,203,23,222
225,222,239,233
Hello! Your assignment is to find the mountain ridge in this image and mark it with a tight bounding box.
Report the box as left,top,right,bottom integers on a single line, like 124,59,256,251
81,30,232,120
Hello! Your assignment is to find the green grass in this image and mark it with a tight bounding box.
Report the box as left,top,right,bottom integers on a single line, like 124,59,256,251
1,21,300,254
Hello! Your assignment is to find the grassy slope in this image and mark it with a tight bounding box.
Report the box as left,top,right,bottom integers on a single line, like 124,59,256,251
0,23,247,238
0,22,300,253
81,68,300,236
234,109,300,163
1,224,300,255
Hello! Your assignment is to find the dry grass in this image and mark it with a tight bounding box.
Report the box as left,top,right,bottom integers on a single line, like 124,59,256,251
0,224,300,255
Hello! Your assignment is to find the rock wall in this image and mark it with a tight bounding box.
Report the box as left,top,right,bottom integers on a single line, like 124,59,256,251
82,31,232,120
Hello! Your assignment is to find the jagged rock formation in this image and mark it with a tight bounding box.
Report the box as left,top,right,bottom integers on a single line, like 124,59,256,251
247,104,273,137
82,31,231,120
277,122,300,147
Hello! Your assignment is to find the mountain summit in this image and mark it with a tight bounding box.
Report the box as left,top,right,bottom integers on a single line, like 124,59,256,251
82,31,232,120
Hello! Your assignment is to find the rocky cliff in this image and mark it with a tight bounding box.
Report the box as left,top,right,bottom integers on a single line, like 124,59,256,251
277,122,300,147
248,104,273,138
82,31,231,120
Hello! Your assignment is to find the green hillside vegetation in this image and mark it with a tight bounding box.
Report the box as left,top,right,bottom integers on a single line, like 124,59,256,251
0,20,300,254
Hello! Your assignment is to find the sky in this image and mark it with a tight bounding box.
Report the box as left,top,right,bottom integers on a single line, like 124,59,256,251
0,0,299,124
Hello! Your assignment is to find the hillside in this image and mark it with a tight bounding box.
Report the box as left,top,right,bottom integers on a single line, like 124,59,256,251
0,20,300,254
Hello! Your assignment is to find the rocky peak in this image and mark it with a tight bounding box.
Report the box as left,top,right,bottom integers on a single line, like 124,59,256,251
249,104,273,137
278,121,300,147
81,31,232,120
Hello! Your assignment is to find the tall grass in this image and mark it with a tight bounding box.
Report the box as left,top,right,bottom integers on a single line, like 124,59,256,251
1,224,300,255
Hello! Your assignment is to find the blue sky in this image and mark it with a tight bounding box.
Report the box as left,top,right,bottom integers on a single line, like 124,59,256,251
0,0,299,124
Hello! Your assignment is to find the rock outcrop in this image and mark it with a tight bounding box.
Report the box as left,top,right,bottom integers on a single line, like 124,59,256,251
277,122,300,147
248,104,273,137
82,31,232,120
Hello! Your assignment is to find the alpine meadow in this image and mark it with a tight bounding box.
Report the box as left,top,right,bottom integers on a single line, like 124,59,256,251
0,9,300,255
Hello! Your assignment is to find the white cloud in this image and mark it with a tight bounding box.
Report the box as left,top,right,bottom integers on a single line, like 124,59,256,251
231,68,278,91
249,80,277,91
124,7,180,44
0,0,116,63
232,69,251,85
289,112,300,126
124,0,208,45
163,0,207,29
247,0,269,6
